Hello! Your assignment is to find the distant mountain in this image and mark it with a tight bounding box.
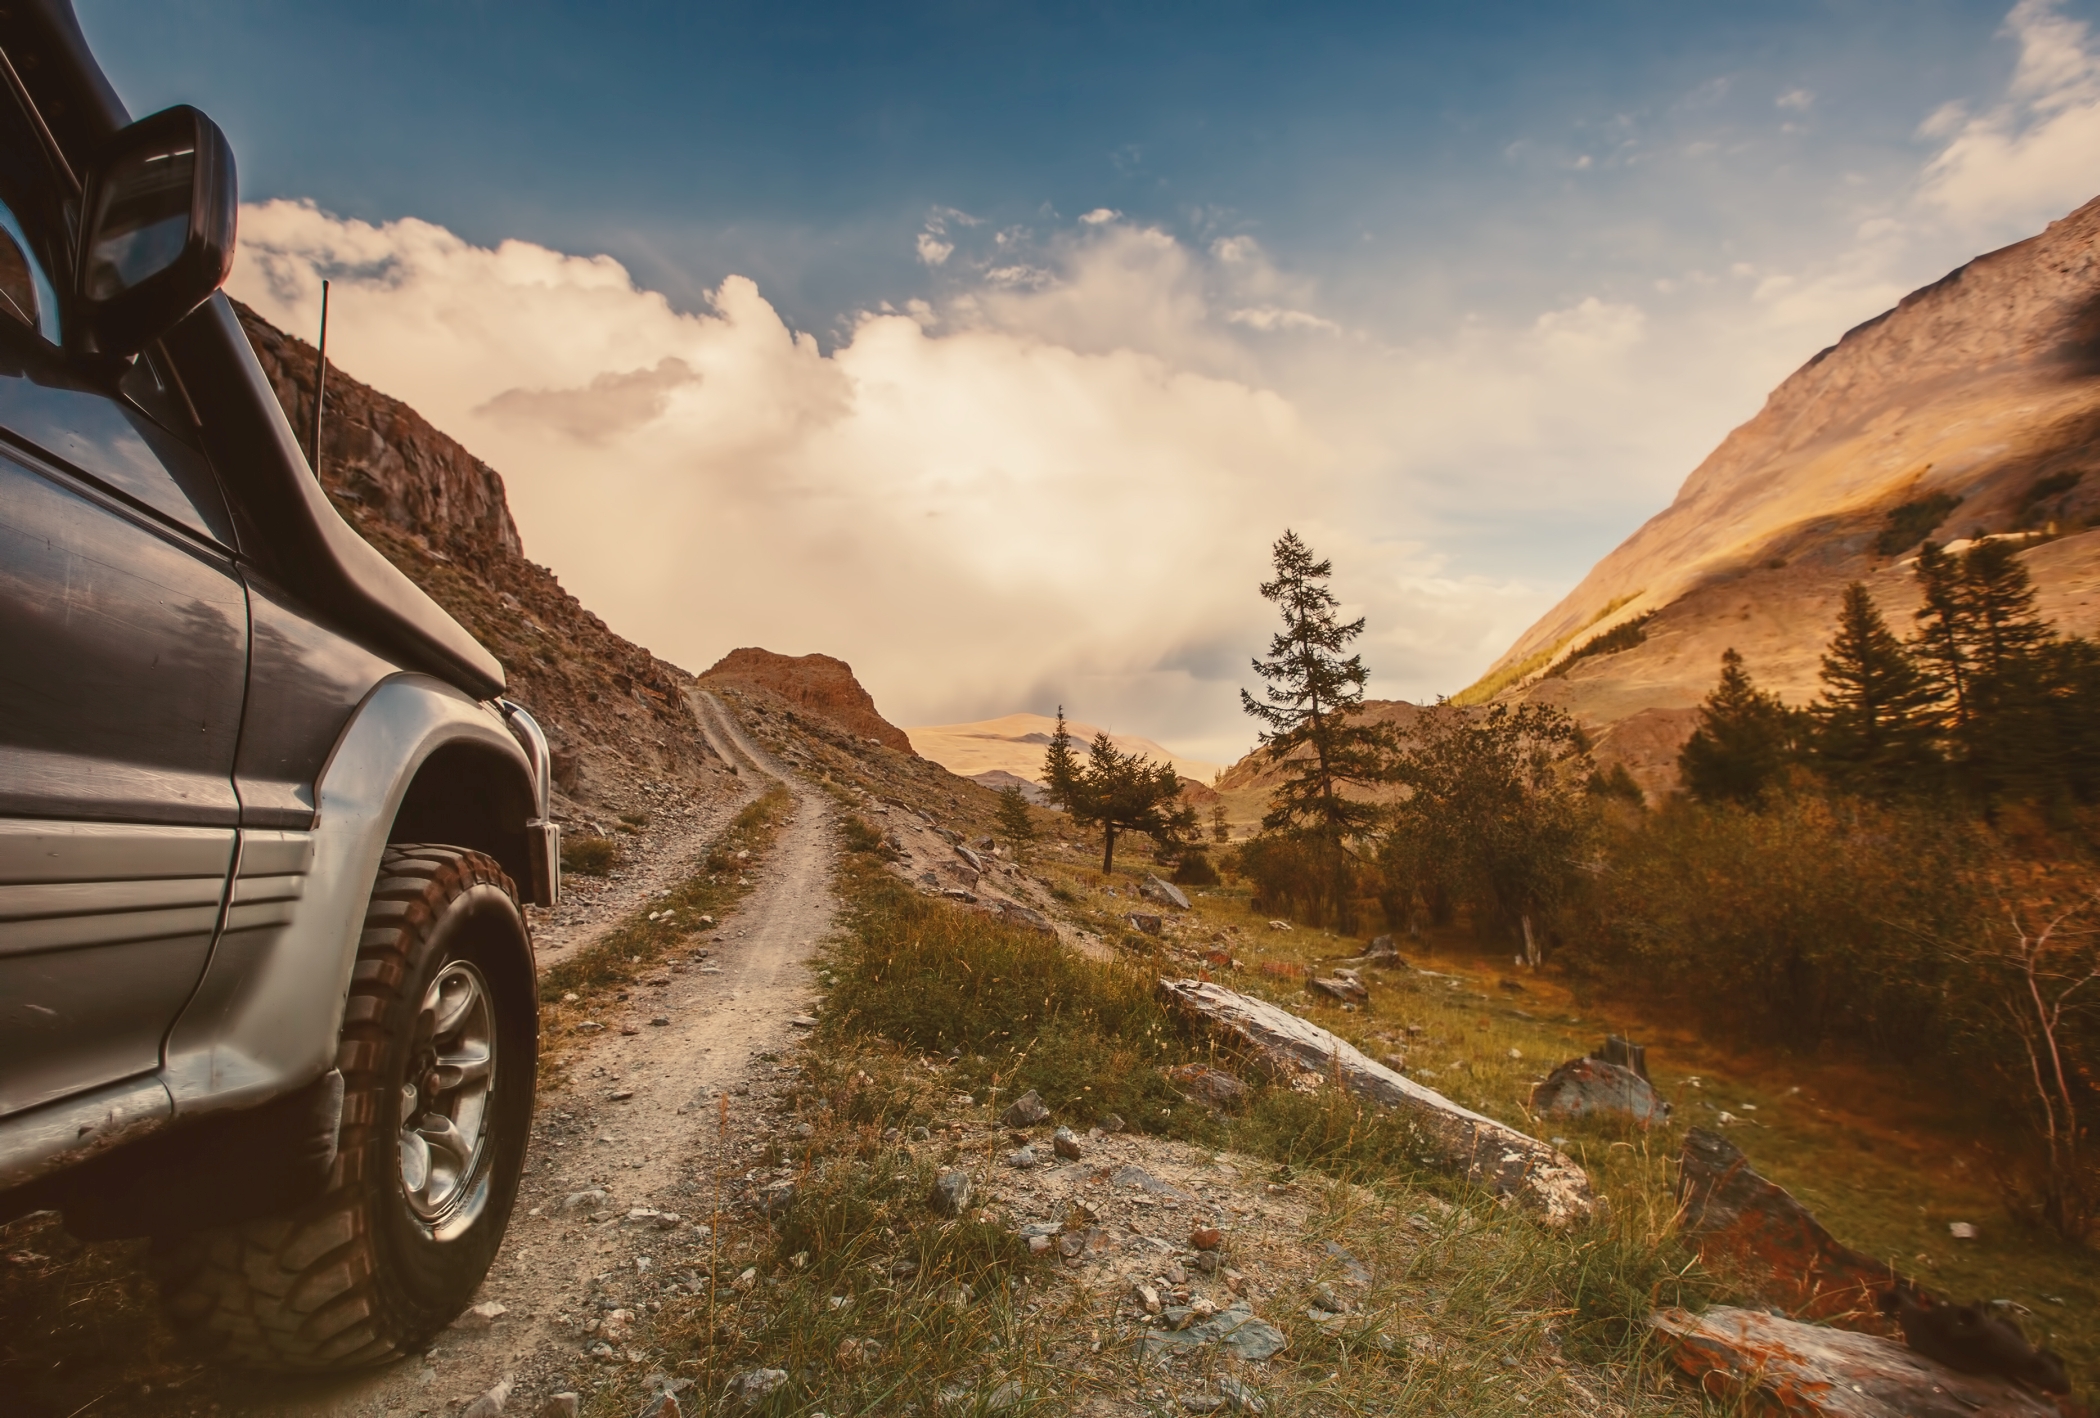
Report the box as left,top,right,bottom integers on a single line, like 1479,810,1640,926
906,713,1218,787
1461,192,2100,797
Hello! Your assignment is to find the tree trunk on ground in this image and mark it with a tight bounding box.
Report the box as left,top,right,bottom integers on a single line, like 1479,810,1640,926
1157,978,1598,1224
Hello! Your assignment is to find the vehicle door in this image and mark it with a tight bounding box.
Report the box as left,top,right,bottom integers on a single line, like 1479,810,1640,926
0,78,248,1119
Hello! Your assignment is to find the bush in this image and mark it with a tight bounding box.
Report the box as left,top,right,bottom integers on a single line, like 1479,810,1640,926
1575,793,1983,1054
560,834,618,877
1170,850,1220,886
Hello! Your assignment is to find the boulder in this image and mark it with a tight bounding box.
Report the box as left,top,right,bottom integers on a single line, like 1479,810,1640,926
1678,1128,1910,1332
1650,1306,2060,1417
1360,934,1403,963
1308,975,1369,1004
1126,912,1164,936
928,1168,973,1217
1166,1063,1248,1107
993,900,1057,935
1530,1057,1669,1125
1000,1089,1052,1127
1158,978,1598,1224
1141,875,1192,910
955,845,987,872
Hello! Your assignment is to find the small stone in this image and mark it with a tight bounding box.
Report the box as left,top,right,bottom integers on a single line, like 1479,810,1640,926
1166,1064,1245,1107
911,1125,931,1141
1949,1221,1978,1239
650,1016,671,1027
458,1375,513,1418
731,1267,758,1292
635,1393,682,1418
1098,1112,1126,1133
1163,1260,1188,1285
620,1024,640,1036
1135,1282,1163,1314
789,1015,818,1029
1027,1234,1053,1255
1217,1376,1266,1414
1192,1250,1220,1273
1126,912,1164,936
577,1021,605,1034
453,1300,508,1331
1008,1146,1040,1169
1052,1126,1083,1159
986,1381,1026,1413
929,1168,973,1216
1180,1397,1224,1414
598,1309,635,1341
562,1188,610,1212
538,1395,581,1418
561,992,580,1003
727,1368,788,1407
1000,1089,1051,1128
609,1088,635,1101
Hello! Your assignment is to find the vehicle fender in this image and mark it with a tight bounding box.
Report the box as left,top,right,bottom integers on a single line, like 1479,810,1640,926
161,673,533,1118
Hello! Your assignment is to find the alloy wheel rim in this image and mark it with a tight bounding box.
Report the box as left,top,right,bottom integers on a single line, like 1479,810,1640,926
398,959,497,1226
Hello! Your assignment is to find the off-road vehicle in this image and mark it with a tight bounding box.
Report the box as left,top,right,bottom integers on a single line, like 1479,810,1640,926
0,1,559,1368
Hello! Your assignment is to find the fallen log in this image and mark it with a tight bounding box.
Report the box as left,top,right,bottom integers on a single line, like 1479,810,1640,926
1651,1306,2061,1418
1156,977,1599,1224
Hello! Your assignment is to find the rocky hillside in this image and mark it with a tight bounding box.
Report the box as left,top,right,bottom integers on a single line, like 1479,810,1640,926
698,648,915,751
1461,192,2100,794
236,302,733,811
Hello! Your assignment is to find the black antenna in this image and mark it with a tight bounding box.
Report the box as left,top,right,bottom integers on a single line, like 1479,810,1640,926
308,278,330,476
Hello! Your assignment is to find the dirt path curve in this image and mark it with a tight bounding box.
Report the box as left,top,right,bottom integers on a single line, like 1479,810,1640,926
179,691,837,1418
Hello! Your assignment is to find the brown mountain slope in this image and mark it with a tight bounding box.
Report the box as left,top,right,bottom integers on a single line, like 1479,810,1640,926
698,648,915,752
1458,192,2100,791
235,302,731,808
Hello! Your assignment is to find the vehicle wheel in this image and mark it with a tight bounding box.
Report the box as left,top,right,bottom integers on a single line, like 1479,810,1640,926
153,845,537,1369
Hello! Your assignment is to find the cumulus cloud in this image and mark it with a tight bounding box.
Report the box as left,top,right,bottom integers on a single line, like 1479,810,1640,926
1920,0,2100,227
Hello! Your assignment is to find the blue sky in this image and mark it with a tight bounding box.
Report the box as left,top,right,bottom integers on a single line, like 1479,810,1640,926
76,0,2100,760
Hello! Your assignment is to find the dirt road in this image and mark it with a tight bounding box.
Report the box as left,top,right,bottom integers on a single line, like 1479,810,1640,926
14,692,837,1418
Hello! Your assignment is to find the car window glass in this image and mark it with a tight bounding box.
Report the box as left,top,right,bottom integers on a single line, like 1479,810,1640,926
0,198,58,344
0,74,69,345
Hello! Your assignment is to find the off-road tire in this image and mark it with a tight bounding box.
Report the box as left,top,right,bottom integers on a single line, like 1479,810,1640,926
152,846,537,1369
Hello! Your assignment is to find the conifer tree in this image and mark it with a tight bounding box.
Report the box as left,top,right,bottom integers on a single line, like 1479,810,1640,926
1678,648,1796,806
1810,582,1939,797
1241,530,1393,930
995,785,1036,860
1041,714,1194,875
1042,706,1083,807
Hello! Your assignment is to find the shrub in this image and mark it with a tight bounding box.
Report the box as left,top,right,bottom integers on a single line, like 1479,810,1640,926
1576,793,1983,1053
1170,849,1220,886
560,834,618,877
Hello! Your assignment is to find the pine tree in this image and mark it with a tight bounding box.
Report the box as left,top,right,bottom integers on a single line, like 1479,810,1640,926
995,785,1036,860
1809,582,1939,797
1042,707,1083,808
1912,541,1973,734
1678,648,1795,806
1241,530,1392,930
1062,732,1195,875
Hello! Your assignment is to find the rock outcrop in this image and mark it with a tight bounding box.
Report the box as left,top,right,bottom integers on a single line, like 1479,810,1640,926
1466,192,2100,793
236,303,725,807
698,648,914,752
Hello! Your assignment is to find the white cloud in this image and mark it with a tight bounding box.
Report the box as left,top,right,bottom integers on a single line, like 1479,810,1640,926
915,231,954,266
1226,306,1342,334
1919,0,2100,228
1776,88,1815,112
1079,208,1120,225
230,201,1360,754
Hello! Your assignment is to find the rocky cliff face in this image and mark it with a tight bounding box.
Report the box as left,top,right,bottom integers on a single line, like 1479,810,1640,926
1465,192,2100,794
236,303,729,808
698,647,915,752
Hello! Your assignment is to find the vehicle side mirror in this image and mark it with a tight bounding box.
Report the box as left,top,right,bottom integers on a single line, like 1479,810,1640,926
75,105,237,360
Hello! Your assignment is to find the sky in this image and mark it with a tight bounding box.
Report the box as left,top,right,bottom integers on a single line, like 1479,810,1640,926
77,0,2100,763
